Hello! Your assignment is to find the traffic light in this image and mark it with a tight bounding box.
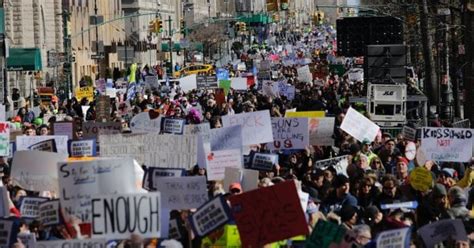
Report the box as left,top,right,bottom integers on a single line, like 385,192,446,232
180,18,185,34
156,19,163,33
272,13,280,23
148,19,156,33
235,22,241,32
240,22,246,32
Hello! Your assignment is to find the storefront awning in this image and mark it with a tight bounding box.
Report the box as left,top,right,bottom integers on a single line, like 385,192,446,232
7,48,43,71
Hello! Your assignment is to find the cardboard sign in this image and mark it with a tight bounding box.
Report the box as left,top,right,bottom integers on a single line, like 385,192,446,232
418,219,467,248
268,117,309,150
91,192,161,240
100,133,197,169
75,86,94,102
184,123,210,136
39,200,61,226
0,122,9,156
19,197,48,219
285,111,325,118
307,220,347,248
96,96,111,122
278,81,295,100
69,139,97,157
402,126,417,141
340,107,380,142
206,149,243,181
189,196,231,237
53,122,74,140
262,80,280,98
297,65,312,83
421,127,473,162
28,139,57,152
196,75,218,89
0,187,9,218
145,75,159,89
0,220,13,247
161,118,185,135
58,158,137,221
314,156,349,177
11,151,68,192
16,135,68,155
130,112,162,133
409,167,433,192
154,176,208,210
309,117,335,146
231,77,248,90
249,153,278,171
229,180,308,247
143,167,185,191
222,110,273,145
36,239,106,248
82,122,121,140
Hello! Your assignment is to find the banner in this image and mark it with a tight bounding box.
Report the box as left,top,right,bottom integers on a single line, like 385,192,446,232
36,239,106,248
285,111,325,118
0,220,13,247
11,151,68,192
75,86,94,102
309,117,335,146
58,158,137,221
19,196,48,219
0,122,9,156
143,167,185,191
268,117,309,149
53,122,74,140
418,219,467,248
100,133,197,169
161,118,185,135
28,139,57,152
249,153,278,171
222,110,273,145
38,200,61,226
189,196,231,237
154,176,208,210
229,180,308,247
130,111,162,133
16,135,68,155
314,156,349,177
82,122,121,140
340,107,380,142
91,192,161,240
402,126,417,141
421,127,473,162
69,139,97,157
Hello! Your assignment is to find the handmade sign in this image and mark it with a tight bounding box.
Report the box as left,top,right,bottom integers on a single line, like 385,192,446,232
231,77,247,90
91,192,161,240
36,239,106,248
39,200,61,226
229,180,308,247
261,80,280,98
143,167,185,191
249,153,278,171
16,135,68,155
82,122,121,140
96,96,111,122
179,74,197,92
402,126,417,141
314,156,349,177
376,228,411,248
53,122,74,140
405,141,416,161
130,111,162,133
277,81,295,100
421,127,473,162
189,196,231,237
28,139,57,152
161,118,185,135
75,86,94,102
154,176,208,210
0,122,9,156
206,149,243,181
17,233,36,248
409,167,433,192
145,75,159,89
418,219,467,248
340,107,380,142
308,117,335,146
19,197,48,219
297,65,312,83
69,139,97,157
196,75,218,89
268,117,309,149
184,123,210,136
221,110,273,145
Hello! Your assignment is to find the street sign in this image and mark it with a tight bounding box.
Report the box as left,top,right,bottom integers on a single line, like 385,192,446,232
91,54,105,60
117,46,135,62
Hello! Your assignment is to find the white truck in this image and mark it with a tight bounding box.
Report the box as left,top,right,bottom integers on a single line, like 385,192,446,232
367,83,407,127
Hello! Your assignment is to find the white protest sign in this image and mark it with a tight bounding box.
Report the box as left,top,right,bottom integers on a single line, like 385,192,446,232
91,192,161,240
162,118,185,135
36,239,106,248
231,77,248,90
418,219,467,248
58,158,137,221
421,127,473,162
190,196,231,237
16,135,68,155
0,122,9,157
0,220,12,247
28,139,57,152
19,197,48,219
100,133,197,169
105,87,117,98
206,148,243,181
223,167,242,193
184,123,211,136
179,74,197,92
221,110,273,145
154,176,208,210
11,151,68,192
268,118,309,150
314,156,349,176
241,169,259,191
250,153,278,171
340,107,380,142
278,81,295,100
69,139,96,157
17,233,36,248
402,126,417,141
39,200,61,226
53,122,74,140
262,80,279,98
130,112,162,133
309,117,335,146
376,228,410,248
209,125,243,151
297,65,312,83
405,142,416,161
144,167,185,191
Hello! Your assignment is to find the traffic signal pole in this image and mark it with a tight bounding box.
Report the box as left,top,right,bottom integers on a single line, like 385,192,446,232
167,16,173,75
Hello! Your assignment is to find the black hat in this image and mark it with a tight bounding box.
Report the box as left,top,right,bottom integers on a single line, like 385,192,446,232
340,205,358,222
333,174,350,188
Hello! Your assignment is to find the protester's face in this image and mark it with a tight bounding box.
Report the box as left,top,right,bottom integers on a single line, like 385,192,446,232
214,120,222,128
358,157,368,169
313,175,324,187
25,128,36,136
76,131,83,138
434,195,448,209
383,181,397,198
40,127,49,135
324,170,333,181
361,181,373,194
455,241,470,248
337,182,350,195
290,155,297,164
385,141,395,152
397,162,408,174
362,144,370,153
371,159,382,169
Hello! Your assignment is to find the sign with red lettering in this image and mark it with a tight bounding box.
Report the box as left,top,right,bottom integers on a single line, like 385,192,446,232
268,117,309,150
0,122,9,156
221,110,273,145
229,180,309,247
421,127,473,162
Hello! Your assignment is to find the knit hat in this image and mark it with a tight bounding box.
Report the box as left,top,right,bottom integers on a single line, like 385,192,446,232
364,206,380,223
397,157,409,166
432,183,447,198
340,205,358,222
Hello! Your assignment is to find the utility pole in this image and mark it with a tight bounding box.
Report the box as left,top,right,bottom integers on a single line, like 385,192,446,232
94,0,101,79
464,0,474,125
0,0,7,104
167,15,173,75
62,9,72,99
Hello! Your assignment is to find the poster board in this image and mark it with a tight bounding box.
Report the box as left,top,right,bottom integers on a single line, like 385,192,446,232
340,107,380,142
154,176,208,210
268,117,309,150
308,117,335,146
421,127,473,162
221,110,273,145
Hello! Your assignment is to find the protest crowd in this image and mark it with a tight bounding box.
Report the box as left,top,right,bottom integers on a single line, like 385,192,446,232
0,22,473,248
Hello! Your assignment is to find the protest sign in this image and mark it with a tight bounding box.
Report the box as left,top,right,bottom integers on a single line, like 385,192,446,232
75,86,94,102
58,158,137,221
82,121,121,140
52,122,74,140
216,68,229,80
402,126,417,141
249,153,278,171
268,117,309,149
69,139,96,157
418,219,467,248
453,119,471,128
421,127,473,162
130,111,162,133
81,106,90,121
189,196,231,237
179,74,197,92
105,87,117,98
145,75,159,89
221,110,273,145
376,227,410,248
39,200,61,226
0,220,13,247
219,80,231,95
95,79,106,93
36,239,106,248
196,75,218,89
0,187,9,218
298,191,309,213
223,167,241,193
16,135,68,155
96,96,111,122
277,81,295,100
314,156,349,177
309,117,335,146
306,220,347,248
17,233,36,248
231,77,248,90
161,118,185,135
154,176,208,210
206,149,243,181
168,219,182,240
0,122,9,156
91,192,161,240
43,113,67,123
285,111,325,118
208,125,242,151
19,196,48,219
28,139,57,152
380,201,418,210
409,167,433,192
214,88,226,106
340,107,380,142
11,151,68,192
297,65,312,83
262,80,279,98
241,169,259,192
0,105,4,121
143,167,185,191
184,123,210,136
229,180,308,247
100,133,197,169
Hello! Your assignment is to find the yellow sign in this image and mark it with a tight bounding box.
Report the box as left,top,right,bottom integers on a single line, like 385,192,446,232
75,86,94,102
410,167,433,192
285,111,325,118
67,157,95,162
